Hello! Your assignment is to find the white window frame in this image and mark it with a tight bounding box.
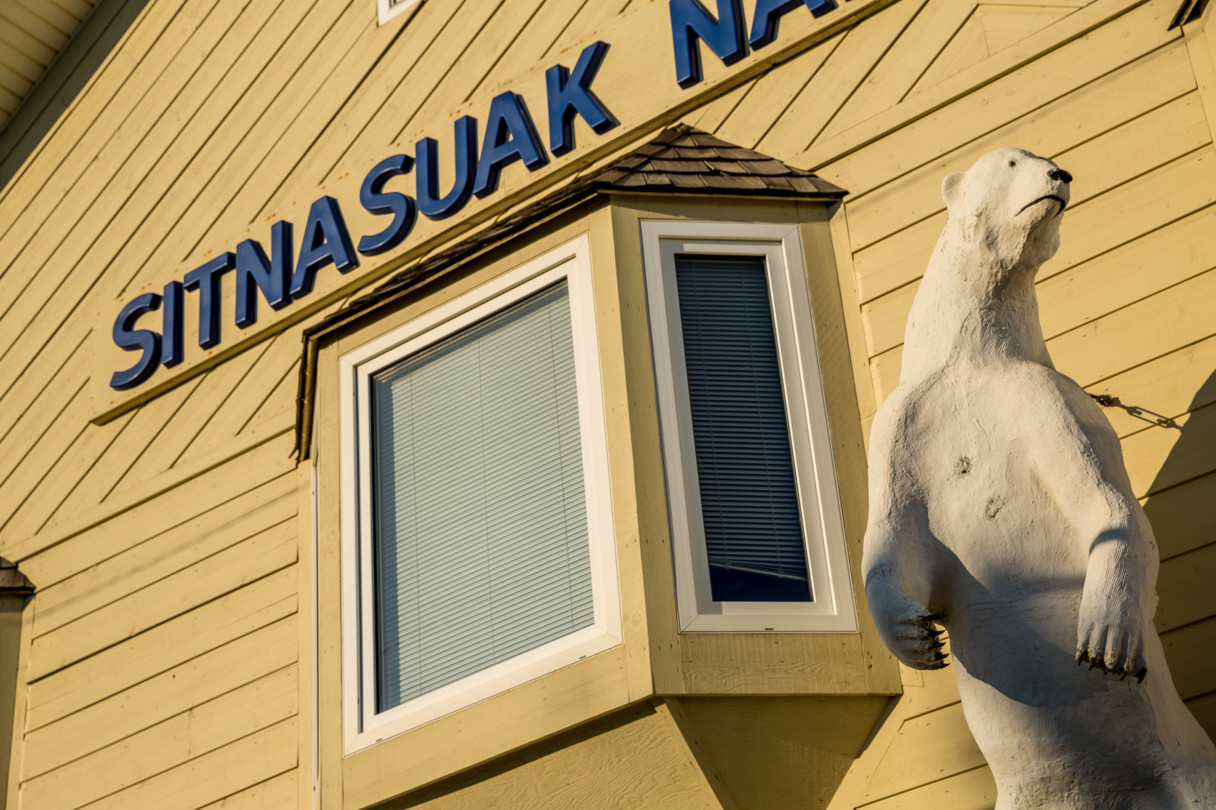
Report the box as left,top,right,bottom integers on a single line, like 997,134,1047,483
377,0,422,26
338,235,621,753
642,219,856,633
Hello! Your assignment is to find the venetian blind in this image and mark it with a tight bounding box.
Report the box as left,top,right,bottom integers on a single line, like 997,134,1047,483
370,281,594,713
674,254,812,603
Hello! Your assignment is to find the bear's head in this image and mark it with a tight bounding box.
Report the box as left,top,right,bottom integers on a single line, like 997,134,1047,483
941,148,1072,273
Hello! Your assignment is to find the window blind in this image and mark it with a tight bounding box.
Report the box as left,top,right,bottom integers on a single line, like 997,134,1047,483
370,281,593,713
674,254,812,603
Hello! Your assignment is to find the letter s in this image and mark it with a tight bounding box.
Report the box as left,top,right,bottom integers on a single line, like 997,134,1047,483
110,292,163,390
358,154,416,256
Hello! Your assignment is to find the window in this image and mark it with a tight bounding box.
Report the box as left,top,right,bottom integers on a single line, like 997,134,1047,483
642,220,855,633
339,236,620,750
377,0,421,26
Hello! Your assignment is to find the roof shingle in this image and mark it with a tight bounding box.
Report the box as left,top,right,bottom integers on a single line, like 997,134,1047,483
589,124,846,198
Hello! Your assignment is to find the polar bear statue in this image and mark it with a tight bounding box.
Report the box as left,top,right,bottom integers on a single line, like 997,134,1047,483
862,147,1216,808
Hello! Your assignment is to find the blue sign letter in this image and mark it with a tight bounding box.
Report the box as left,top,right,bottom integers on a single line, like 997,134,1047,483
546,41,617,156
290,196,358,300
111,292,162,390
669,0,746,88
750,0,837,48
358,154,416,256
162,280,184,367
416,116,478,220
235,221,293,329
184,252,235,349
474,93,548,198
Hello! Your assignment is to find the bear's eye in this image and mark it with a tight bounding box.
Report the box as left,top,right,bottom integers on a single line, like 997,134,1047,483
1008,159,1017,167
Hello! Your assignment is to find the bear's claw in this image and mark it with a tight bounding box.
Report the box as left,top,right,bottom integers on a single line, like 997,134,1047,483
1075,646,1147,682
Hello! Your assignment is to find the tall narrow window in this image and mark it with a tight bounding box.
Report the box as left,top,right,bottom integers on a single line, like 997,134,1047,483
643,221,855,633
675,255,811,603
341,238,620,749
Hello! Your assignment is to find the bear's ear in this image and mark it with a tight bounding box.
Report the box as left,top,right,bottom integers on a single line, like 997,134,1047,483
942,171,966,214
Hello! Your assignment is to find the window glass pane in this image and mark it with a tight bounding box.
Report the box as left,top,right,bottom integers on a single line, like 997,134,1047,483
370,281,594,713
675,255,811,603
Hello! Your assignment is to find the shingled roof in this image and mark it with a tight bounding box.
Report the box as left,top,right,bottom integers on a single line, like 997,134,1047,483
0,558,33,594
594,124,846,197
293,126,845,457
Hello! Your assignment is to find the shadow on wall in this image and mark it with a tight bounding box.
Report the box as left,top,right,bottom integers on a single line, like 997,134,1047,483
1139,365,1216,740
0,0,152,192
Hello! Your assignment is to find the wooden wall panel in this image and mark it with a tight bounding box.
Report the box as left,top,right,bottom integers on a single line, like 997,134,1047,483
387,703,719,810
0,399,132,540
112,0,366,298
772,2,1216,807
711,31,846,150
197,770,298,809
0,0,633,805
1145,470,1216,559
981,3,1083,53
260,0,510,217
25,565,295,728
813,0,1182,195
858,766,997,810
0,0,227,358
1162,617,1216,700
857,703,986,802
1,0,1212,807
31,472,296,638
28,520,296,680
908,8,989,95
756,0,927,158
41,377,205,524
849,41,1196,274
82,718,298,810
1087,336,1216,439
22,667,297,808
22,616,297,778
853,58,1203,314
820,0,978,140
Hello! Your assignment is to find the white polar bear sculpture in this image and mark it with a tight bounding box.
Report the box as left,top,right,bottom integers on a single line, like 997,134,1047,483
862,147,1216,808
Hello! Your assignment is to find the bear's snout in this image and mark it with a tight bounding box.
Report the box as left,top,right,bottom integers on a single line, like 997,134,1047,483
1048,167,1072,183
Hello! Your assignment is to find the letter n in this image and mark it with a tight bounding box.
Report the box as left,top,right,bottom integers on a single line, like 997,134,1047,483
669,0,747,88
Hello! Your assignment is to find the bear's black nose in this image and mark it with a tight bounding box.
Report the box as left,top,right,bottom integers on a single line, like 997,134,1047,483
1048,167,1072,183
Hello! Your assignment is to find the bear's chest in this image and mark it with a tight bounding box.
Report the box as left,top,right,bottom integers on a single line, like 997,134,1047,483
904,366,1091,585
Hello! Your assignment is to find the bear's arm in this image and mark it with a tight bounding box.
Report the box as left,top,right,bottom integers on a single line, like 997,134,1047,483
1026,374,1157,681
862,392,949,670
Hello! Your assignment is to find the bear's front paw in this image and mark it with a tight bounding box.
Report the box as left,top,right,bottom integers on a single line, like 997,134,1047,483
874,602,949,670
1075,603,1147,683
865,570,949,669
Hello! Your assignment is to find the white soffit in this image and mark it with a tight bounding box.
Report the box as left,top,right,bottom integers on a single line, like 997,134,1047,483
0,0,97,132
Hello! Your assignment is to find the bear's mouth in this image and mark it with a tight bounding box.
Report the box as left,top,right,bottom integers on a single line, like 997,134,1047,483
1017,195,1067,217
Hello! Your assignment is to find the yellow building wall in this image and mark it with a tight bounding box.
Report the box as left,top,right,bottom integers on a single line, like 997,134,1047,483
680,0,1216,805
373,701,726,810
0,0,1213,807
0,1,641,806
